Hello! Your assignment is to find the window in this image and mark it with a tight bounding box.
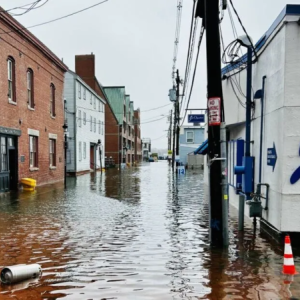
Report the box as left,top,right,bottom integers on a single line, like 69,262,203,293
101,121,104,135
50,83,56,117
94,117,96,132
78,84,81,99
99,120,101,134
1,137,7,172
78,110,82,127
90,116,93,131
27,69,34,108
98,100,101,112
83,142,86,159
83,112,86,125
7,57,16,103
186,131,194,143
83,88,86,100
90,93,92,105
79,141,82,161
29,136,38,168
94,97,96,109
49,139,56,167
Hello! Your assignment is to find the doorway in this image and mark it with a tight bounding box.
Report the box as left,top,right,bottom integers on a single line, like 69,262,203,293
9,149,17,190
90,144,95,170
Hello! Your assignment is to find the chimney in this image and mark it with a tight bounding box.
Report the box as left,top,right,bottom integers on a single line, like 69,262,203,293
75,54,96,90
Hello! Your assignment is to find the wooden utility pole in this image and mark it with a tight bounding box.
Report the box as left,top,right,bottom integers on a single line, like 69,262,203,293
205,0,224,246
175,70,181,169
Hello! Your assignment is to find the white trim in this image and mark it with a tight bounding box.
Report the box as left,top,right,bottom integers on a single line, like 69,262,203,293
8,100,17,106
28,128,39,137
49,133,57,140
186,131,194,143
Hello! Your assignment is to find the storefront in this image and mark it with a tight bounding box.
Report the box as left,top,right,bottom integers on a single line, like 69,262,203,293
0,126,20,193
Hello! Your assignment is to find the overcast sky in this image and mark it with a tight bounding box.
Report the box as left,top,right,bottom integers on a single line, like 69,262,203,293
2,0,300,148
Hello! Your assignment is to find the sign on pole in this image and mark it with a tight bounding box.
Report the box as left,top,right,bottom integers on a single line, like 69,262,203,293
188,114,205,123
208,97,221,126
177,166,185,175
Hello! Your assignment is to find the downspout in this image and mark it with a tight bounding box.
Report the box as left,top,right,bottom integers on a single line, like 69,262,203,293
258,76,267,185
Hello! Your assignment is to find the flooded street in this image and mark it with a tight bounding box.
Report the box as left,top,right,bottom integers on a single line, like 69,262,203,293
0,162,300,299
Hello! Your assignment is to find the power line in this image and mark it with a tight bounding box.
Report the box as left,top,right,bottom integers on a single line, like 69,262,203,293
171,0,183,83
8,0,49,17
180,23,205,126
228,0,258,62
0,0,110,35
140,103,171,112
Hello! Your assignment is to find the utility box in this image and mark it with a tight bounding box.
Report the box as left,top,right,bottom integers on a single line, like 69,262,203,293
247,201,262,218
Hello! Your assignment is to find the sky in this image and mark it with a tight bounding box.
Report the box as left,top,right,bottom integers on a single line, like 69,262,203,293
2,0,300,148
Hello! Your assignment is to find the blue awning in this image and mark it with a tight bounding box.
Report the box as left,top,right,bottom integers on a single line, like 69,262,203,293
194,139,208,155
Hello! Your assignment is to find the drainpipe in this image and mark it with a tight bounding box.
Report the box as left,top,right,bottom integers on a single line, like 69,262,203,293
258,76,267,186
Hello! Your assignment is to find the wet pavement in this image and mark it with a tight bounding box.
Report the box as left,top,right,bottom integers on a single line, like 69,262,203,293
0,161,300,299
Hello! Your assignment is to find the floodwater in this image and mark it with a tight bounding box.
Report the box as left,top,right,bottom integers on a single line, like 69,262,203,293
0,162,299,300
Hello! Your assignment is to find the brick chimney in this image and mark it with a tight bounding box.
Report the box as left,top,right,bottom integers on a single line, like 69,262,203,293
75,54,96,90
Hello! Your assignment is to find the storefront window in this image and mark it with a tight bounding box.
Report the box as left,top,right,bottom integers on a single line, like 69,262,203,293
1,137,7,171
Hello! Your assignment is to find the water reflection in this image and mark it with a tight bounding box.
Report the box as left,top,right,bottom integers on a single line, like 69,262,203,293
0,162,300,299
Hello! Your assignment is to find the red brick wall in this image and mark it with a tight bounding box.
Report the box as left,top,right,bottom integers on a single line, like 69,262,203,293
75,54,120,165
0,18,66,187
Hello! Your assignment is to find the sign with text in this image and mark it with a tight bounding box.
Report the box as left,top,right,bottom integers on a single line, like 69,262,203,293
177,166,185,175
267,142,277,172
208,97,221,126
188,114,205,123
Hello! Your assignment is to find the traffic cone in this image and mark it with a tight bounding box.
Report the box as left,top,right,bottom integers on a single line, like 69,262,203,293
283,235,298,275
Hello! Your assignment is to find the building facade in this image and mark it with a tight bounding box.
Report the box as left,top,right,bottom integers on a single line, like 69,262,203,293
134,109,142,162
74,54,120,166
64,71,105,175
205,5,300,239
0,9,68,192
179,126,205,167
103,87,137,164
142,138,151,161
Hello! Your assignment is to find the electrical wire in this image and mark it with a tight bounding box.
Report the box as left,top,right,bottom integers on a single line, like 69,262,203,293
0,0,110,35
229,0,258,62
180,23,205,126
171,0,183,83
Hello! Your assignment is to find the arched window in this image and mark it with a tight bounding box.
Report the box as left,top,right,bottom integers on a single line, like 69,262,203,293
27,68,34,108
50,83,56,117
7,56,16,103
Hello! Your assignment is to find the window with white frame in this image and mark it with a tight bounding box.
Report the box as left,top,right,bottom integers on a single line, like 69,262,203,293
29,135,38,168
83,88,86,100
49,139,56,167
90,116,92,131
79,141,82,161
101,121,104,135
7,57,15,103
90,93,92,105
27,69,34,108
98,100,101,112
83,142,86,159
186,131,194,143
94,117,96,132
99,120,101,134
78,110,82,127
78,83,81,99
83,112,86,125
94,97,96,109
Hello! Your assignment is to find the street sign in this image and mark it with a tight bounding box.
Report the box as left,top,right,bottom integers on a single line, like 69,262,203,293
188,114,205,123
208,97,221,126
177,166,185,175
267,142,277,171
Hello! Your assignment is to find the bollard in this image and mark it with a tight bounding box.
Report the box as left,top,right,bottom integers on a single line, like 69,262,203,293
239,194,246,231
0,264,42,284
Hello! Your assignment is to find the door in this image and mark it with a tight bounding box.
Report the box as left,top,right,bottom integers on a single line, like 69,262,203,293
9,149,17,190
0,136,9,192
90,145,95,170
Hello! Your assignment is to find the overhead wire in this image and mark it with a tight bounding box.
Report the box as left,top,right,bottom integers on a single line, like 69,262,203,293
0,0,110,35
180,22,205,126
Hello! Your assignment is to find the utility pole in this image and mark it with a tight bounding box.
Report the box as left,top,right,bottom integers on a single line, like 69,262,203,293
175,70,181,170
168,110,173,151
205,0,225,247
172,99,176,170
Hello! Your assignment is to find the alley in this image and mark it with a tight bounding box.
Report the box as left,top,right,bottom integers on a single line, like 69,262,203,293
0,162,300,299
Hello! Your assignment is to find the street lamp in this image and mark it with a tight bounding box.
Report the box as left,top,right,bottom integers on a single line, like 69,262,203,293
62,121,68,189
97,139,102,173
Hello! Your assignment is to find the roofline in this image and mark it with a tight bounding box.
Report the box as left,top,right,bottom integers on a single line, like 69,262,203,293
222,4,300,76
95,78,119,124
0,7,68,72
104,86,126,89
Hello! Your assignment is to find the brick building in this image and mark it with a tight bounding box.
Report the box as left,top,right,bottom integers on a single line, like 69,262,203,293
134,109,142,162
74,54,120,166
0,9,68,192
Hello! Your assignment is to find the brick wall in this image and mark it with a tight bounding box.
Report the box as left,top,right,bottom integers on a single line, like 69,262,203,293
0,13,67,187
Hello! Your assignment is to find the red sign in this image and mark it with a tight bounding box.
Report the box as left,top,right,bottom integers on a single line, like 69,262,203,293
208,97,221,126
